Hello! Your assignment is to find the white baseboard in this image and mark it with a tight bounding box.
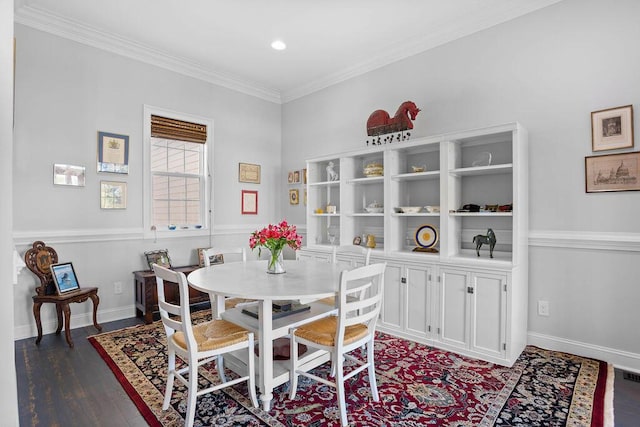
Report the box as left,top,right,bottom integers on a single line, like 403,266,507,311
527,331,640,373
14,305,137,341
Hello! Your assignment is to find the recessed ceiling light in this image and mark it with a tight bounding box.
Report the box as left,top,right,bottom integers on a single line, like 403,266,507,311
271,40,286,51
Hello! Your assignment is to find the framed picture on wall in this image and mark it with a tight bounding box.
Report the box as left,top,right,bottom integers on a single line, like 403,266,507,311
238,162,260,183
289,189,299,205
241,190,258,214
585,151,640,193
53,164,86,187
100,181,127,209
97,131,130,173
591,105,634,152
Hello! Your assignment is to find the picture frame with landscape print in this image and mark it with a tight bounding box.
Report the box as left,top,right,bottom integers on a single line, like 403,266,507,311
591,105,634,152
585,151,640,193
50,262,81,294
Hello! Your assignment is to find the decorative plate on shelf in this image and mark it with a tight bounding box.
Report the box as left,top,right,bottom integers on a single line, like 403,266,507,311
414,224,438,248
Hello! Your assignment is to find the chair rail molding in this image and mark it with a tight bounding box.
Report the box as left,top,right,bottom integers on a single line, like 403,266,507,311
529,230,640,252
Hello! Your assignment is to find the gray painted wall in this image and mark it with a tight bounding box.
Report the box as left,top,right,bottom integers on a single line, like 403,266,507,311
281,0,640,370
12,25,283,337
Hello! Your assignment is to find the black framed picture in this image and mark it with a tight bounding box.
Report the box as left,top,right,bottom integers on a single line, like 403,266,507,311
50,262,81,294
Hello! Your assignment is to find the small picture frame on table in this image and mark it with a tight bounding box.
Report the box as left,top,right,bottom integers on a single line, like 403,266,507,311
585,151,640,193
591,105,634,152
241,190,258,214
144,249,172,270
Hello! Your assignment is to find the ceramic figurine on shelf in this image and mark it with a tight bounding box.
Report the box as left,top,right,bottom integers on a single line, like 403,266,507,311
473,228,496,258
326,161,339,181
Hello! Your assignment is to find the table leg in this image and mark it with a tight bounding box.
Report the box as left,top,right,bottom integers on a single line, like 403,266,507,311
210,292,226,319
258,298,274,411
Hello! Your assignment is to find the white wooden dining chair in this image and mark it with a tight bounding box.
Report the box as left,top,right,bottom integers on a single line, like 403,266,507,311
201,247,255,318
288,262,386,426
153,264,258,427
318,245,372,307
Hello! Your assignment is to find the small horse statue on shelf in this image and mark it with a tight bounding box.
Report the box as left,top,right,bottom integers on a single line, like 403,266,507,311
473,228,496,258
366,101,421,136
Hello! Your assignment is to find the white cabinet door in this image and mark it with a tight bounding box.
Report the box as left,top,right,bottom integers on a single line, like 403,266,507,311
405,265,431,337
380,263,403,330
439,267,507,359
296,249,331,263
439,267,469,350
380,262,434,340
469,271,507,359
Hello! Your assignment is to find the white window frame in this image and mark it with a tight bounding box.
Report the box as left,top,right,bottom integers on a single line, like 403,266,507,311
143,105,213,239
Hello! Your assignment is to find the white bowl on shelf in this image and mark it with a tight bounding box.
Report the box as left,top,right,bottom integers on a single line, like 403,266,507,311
365,206,383,213
399,206,422,214
424,205,440,213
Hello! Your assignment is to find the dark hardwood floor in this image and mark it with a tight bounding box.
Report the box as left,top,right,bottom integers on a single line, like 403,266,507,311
16,317,640,426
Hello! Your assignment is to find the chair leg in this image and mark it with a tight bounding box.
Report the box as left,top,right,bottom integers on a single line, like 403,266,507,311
367,340,379,402
89,293,102,331
289,332,299,400
163,347,176,410
55,304,63,335
185,360,198,427
335,351,348,426
33,302,43,345
61,303,74,348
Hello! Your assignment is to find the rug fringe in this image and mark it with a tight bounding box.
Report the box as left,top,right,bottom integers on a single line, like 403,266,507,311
604,363,615,427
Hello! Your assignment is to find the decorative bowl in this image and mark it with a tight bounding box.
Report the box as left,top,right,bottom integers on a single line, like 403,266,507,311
365,206,384,213
399,206,422,214
424,205,440,213
168,224,177,230
363,162,384,177
411,165,426,173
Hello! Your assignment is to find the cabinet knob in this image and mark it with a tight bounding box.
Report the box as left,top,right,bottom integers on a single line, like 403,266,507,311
467,286,474,294
401,277,407,284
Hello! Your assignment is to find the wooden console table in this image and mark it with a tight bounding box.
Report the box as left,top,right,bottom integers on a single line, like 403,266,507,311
133,265,209,324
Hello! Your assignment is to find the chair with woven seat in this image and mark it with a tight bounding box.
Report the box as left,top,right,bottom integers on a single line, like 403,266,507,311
201,247,255,318
153,264,258,427
317,245,372,307
24,240,102,348
289,262,386,426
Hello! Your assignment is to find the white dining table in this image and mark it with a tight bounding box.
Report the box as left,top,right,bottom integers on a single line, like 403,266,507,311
187,259,343,411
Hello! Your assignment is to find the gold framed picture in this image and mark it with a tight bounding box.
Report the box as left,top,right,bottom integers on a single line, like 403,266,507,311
585,151,640,193
289,189,299,205
591,105,634,152
239,162,260,183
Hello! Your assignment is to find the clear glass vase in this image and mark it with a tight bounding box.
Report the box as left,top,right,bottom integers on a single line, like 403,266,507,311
267,249,285,274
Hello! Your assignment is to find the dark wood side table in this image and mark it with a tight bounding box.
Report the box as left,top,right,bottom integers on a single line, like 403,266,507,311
133,265,209,324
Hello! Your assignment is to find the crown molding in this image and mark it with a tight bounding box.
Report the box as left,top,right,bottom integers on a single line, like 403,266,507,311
281,0,564,103
15,1,563,105
14,5,282,104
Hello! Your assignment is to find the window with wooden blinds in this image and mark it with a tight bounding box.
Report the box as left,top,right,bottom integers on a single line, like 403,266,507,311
151,115,207,144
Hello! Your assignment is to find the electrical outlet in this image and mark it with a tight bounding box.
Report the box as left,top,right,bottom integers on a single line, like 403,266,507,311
114,281,123,295
538,300,549,316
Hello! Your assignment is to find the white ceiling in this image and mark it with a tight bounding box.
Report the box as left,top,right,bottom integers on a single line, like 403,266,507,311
14,0,562,103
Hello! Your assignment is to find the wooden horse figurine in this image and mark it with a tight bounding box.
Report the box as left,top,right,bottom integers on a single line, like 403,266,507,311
367,101,421,136
473,228,496,258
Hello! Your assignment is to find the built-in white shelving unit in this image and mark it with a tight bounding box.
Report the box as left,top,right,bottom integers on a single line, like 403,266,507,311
301,122,528,366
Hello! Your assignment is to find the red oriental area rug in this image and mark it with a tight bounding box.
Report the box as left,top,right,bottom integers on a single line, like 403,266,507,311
89,313,614,426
